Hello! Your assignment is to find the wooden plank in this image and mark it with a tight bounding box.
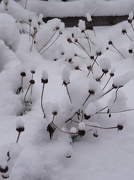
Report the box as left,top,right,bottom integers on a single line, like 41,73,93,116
43,16,128,29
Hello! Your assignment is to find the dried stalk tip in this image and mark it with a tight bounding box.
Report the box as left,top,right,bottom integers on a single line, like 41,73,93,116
52,111,58,116
20,72,26,77
41,78,48,84
110,72,114,77
128,49,133,53
108,41,113,45
28,19,32,23
16,127,25,133
31,70,35,74
78,130,86,137
84,113,90,120
0,166,8,173
102,69,108,74
122,29,127,34
67,38,72,43
128,19,132,24
117,124,123,131
88,90,95,95
93,132,98,138
29,79,35,84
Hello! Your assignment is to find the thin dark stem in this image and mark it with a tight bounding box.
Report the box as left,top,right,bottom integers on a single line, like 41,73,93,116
102,76,111,90
53,122,78,135
126,33,132,41
84,31,91,52
16,132,21,143
111,44,125,59
41,33,60,55
38,29,57,53
41,83,46,118
130,23,134,32
82,93,91,106
21,77,23,92
100,86,114,98
96,72,104,82
24,84,31,102
66,85,72,104
113,87,120,103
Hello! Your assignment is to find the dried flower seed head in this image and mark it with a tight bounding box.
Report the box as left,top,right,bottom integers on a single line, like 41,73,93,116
28,19,32,23
128,49,133,53
78,130,86,137
122,29,127,34
33,27,37,31
93,132,98,138
67,38,72,43
47,123,55,139
96,51,102,56
20,72,26,77
0,165,8,173
110,72,114,77
41,70,48,84
128,19,132,24
90,56,94,60
29,79,35,84
102,69,108,74
108,40,113,45
38,21,41,26
74,38,78,43
16,119,25,133
117,124,123,131
55,26,60,30
84,113,90,120
31,70,35,74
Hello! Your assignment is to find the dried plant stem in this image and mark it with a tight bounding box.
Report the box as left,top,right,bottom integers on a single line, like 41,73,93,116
29,22,31,41
21,77,24,92
66,85,72,104
82,93,91,106
102,76,111,90
113,87,120,103
130,23,134,32
16,132,21,143
100,86,114,98
84,31,91,52
41,33,60,55
41,83,46,118
126,33,132,41
24,84,31,102
111,44,125,59
38,29,57,53
70,119,117,130
53,122,78,135
96,72,105,82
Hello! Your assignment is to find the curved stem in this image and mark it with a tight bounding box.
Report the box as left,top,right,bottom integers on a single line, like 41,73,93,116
41,83,46,118
24,84,31,102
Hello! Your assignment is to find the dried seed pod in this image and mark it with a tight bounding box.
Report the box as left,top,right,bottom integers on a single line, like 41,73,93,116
20,72,26,77
47,123,56,139
16,119,25,133
117,124,123,131
29,79,35,85
0,166,8,173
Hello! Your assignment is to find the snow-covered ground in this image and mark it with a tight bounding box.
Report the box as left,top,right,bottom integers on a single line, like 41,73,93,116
27,0,134,17
0,1,134,180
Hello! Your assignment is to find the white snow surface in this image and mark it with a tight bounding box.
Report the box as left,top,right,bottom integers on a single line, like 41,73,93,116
0,1,134,180
27,0,134,17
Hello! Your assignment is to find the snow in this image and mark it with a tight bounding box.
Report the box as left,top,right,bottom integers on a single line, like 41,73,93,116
27,0,134,17
78,122,85,130
0,0,134,180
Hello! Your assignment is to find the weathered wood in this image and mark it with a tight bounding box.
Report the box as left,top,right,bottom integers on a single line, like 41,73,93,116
43,16,128,29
